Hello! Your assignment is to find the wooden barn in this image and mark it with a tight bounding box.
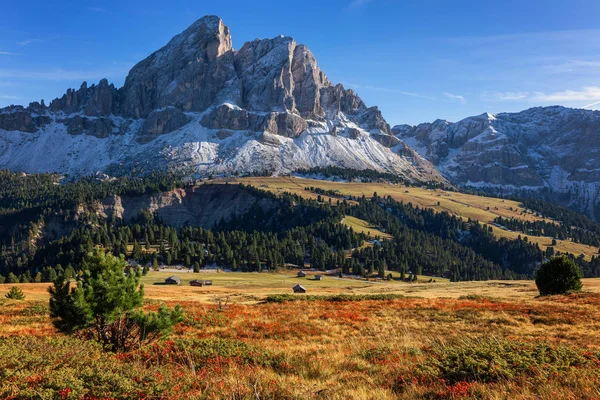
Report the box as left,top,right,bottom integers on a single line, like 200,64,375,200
293,284,306,293
297,271,306,278
190,280,204,287
165,276,181,285
315,275,323,281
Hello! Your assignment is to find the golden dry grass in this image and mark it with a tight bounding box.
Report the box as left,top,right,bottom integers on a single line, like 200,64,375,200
2,276,600,399
213,176,599,260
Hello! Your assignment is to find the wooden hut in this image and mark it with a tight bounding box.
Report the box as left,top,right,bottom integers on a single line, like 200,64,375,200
204,280,213,286
297,271,306,278
293,284,306,293
165,276,181,285
315,275,323,281
190,280,204,287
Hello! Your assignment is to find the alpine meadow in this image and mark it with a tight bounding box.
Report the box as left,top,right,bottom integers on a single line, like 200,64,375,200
1,3,600,399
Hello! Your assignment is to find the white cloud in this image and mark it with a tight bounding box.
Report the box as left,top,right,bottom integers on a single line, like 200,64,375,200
482,87,600,109
17,38,42,46
531,87,600,102
346,82,437,100
443,92,466,103
583,100,600,109
482,91,530,101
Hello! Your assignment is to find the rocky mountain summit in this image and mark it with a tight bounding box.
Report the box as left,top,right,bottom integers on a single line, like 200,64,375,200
0,16,442,183
394,106,600,219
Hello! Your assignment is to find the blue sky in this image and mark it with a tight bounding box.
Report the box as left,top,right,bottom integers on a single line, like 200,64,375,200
1,0,599,125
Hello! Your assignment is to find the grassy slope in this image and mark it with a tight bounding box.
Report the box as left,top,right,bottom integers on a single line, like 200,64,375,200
215,176,598,260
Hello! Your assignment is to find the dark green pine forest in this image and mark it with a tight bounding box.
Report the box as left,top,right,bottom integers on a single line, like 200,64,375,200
1,169,599,284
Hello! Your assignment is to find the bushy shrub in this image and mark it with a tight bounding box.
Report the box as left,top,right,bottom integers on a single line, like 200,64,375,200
5,286,25,300
535,255,582,296
422,337,592,384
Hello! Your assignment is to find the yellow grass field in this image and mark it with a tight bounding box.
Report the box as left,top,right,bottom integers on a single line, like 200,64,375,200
2,275,600,399
213,176,599,260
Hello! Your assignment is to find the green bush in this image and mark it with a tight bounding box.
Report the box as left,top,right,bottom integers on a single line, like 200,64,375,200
535,255,583,296
5,286,25,300
422,337,593,384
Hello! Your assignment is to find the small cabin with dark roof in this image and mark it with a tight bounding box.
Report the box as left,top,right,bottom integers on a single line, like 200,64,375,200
165,276,181,285
297,271,306,278
293,284,306,293
204,280,213,286
315,275,322,281
190,280,204,287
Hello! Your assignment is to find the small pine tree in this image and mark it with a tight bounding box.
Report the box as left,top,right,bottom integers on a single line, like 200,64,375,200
535,255,583,296
48,249,183,352
5,286,25,300
0,275,5,284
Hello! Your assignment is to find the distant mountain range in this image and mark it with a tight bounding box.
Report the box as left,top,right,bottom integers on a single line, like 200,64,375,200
394,106,600,219
1,16,599,218
0,15,442,183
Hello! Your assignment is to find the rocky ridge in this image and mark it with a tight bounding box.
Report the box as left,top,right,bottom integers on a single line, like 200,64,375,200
0,16,442,183
394,106,600,219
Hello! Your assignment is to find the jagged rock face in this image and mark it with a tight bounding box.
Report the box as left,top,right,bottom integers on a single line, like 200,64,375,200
120,16,238,118
394,106,600,218
0,109,38,133
49,80,119,116
97,184,276,228
138,107,190,143
63,115,114,138
0,15,445,185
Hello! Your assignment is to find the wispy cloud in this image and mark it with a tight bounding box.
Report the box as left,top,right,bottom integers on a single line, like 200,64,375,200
482,91,530,101
88,7,108,12
531,87,600,102
0,95,19,100
17,38,42,46
482,87,600,109
0,51,22,56
583,100,600,109
444,92,466,103
544,59,600,74
347,83,437,100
